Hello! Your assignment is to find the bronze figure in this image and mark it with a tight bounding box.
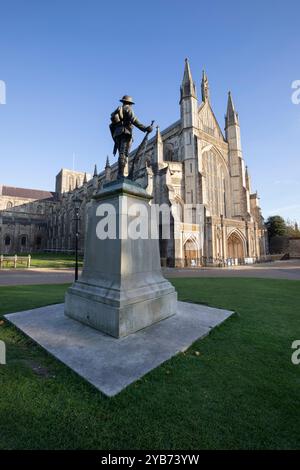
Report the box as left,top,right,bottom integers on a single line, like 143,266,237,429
109,95,153,179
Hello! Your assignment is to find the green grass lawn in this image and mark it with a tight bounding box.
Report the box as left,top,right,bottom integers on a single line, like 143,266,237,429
0,278,299,450
30,253,83,269
3,252,84,269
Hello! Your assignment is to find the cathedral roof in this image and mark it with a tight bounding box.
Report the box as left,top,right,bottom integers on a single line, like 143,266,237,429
1,185,55,201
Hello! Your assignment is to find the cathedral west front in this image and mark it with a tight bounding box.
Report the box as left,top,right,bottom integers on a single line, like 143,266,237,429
0,60,267,266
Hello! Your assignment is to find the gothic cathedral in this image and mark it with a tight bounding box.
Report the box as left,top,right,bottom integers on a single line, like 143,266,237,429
0,60,267,266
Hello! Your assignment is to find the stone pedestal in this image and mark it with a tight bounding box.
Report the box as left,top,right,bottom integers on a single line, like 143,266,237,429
64,179,177,338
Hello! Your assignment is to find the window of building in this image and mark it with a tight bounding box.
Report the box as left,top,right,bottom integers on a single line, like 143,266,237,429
36,236,42,246
6,201,13,209
192,207,197,224
164,144,174,162
194,136,198,156
21,236,27,246
69,176,74,190
4,235,11,246
203,149,229,217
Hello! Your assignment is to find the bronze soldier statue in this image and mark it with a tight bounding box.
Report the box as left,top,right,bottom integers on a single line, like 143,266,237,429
110,95,153,179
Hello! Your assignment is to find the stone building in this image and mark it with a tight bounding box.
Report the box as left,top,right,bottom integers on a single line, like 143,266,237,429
0,60,267,265
0,185,56,254
55,169,91,194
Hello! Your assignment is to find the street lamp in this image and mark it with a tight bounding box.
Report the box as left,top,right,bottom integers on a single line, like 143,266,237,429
220,214,225,267
73,196,82,281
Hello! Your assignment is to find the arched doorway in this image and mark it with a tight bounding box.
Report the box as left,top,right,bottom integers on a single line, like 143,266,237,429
184,236,200,267
227,231,245,261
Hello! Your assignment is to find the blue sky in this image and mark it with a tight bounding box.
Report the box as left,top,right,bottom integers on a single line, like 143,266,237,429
0,0,299,222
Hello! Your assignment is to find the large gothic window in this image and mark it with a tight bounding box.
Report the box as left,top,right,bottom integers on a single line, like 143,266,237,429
203,148,230,217
164,143,174,162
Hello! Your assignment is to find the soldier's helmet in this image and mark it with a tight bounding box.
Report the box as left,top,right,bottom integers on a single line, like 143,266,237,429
120,95,135,105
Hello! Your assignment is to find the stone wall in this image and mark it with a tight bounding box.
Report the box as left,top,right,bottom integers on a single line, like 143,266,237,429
289,238,300,258
269,236,289,254
269,236,300,258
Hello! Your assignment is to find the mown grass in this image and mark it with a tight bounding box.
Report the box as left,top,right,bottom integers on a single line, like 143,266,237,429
2,253,83,269
30,253,83,269
0,278,299,449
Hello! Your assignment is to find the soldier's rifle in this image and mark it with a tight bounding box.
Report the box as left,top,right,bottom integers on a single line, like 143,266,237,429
128,120,155,179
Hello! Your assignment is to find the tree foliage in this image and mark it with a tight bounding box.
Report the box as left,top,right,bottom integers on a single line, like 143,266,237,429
265,215,287,239
286,219,300,237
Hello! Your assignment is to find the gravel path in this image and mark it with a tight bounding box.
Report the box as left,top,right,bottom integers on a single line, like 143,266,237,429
0,260,299,286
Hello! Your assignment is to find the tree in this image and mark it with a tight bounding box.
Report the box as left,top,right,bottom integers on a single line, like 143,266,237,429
286,219,300,237
265,216,287,239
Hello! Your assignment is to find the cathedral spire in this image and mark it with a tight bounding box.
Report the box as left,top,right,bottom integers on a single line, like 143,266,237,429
201,69,210,103
226,91,239,128
93,164,98,177
105,156,111,181
180,58,197,103
155,125,162,143
154,125,164,167
83,172,87,184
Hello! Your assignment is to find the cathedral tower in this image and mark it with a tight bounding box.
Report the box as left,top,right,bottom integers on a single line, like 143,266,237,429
180,59,199,211
225,92,249,217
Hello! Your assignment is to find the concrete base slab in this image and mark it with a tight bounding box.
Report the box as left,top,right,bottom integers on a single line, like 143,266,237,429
5,302,233,396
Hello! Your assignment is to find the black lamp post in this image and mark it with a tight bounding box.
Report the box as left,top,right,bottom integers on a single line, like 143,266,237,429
73,196,81,281
220,214,225,266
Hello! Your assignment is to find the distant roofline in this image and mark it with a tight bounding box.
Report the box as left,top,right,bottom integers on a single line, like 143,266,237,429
57,168,91,175
1,185,55,200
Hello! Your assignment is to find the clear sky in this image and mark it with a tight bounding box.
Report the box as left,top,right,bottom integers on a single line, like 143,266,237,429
0,0,299,222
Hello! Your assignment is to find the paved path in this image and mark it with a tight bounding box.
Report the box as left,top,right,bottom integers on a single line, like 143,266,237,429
0,268,75,286
164,259,300,281
0,260,299,286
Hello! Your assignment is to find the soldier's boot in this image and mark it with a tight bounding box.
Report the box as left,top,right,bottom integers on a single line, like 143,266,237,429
117,154,127,179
